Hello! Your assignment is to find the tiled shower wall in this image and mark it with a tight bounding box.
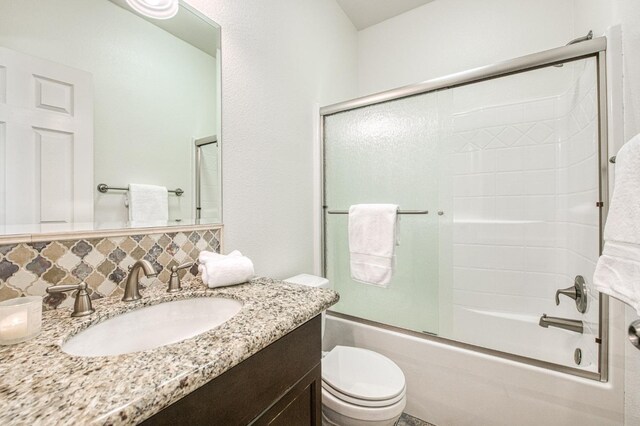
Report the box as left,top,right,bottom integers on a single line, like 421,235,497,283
0,227,221,310
448,61,599,368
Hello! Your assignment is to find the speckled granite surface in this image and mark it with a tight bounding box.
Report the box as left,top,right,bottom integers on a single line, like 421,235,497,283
0,277,339,425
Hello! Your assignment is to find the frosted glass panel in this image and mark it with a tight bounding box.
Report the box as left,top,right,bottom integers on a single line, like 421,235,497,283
325,93,441,334
323,57,602,371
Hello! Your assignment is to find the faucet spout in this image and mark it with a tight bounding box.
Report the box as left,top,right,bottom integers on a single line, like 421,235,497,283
539,314,583,334
122,259,158,302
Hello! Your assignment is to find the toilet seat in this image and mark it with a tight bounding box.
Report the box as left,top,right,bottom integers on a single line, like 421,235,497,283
321,346,406,408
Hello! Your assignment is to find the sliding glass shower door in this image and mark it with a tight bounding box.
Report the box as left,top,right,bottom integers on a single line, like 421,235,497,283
323,56,603,373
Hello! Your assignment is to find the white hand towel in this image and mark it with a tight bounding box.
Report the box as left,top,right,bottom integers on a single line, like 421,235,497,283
198,250,241,265
594,133,640,314
201,255,255,288
348,204,398,287
128,184,168,223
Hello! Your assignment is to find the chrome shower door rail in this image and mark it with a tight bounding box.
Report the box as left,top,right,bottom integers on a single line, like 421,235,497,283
194,135,217,220
319,36,609,382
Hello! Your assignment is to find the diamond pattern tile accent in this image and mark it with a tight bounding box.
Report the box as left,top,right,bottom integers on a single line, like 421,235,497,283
71,240,93,258
0,228,220,311
25,256,52,277
7,245,37,266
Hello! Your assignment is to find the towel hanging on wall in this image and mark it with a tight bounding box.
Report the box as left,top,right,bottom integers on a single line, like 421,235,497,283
594,133,640,314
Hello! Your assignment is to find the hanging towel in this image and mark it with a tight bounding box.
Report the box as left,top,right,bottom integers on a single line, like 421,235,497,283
348,204,398,287
128,184,168,223
199,251,255,288
594,133,640,314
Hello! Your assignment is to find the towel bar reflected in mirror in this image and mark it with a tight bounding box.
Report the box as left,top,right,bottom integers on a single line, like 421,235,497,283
97,184,184,196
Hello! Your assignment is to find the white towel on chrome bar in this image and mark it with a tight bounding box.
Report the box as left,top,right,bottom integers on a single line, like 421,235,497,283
594,133,640,314
128,184,168,223
197,250,254,288
348,204,398,287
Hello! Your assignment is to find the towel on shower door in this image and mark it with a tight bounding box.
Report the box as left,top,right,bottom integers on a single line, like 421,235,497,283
348,204,398,287
128,184,169,223
594,133,640,315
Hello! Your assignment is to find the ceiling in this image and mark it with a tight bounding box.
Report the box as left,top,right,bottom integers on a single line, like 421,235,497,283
336,0,435,30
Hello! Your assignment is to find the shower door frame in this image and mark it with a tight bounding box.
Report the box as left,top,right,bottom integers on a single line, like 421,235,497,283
319,36,609,381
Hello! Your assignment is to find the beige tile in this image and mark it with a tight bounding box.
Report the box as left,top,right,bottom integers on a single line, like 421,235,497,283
6,244,37,266
0,284,21,300
120,237,137,254
85,271,105,291
139,236,155,251
42,241,67,263
42,265,67,284
96,239,116,256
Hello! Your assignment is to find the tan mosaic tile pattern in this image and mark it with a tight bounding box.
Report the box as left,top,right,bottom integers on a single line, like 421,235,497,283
0,228,221,310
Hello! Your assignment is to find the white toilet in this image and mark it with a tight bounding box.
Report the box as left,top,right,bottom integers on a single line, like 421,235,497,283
284,274,406,426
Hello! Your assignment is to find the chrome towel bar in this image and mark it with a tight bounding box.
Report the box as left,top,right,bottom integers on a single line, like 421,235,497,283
326,209,428,215
97,183,184,196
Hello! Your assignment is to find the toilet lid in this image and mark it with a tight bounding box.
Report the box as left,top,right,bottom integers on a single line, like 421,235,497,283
321,346,405,402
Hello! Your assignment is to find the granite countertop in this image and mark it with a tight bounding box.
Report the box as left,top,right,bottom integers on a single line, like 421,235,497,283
0,277,339,425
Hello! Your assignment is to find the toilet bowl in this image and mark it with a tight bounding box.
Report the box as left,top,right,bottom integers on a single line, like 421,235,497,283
284,274,406,426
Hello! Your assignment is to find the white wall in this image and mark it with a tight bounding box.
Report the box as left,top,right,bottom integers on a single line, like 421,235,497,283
0,0,217,224
356,0,575,96
184,0,358,278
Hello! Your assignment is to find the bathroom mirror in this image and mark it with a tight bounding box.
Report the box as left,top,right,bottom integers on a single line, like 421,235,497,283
0,0,221,237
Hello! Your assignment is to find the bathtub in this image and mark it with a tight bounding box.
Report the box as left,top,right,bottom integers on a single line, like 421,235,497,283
322,302,625,426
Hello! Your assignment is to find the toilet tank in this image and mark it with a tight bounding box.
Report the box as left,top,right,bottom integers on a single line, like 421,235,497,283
284,274,329,339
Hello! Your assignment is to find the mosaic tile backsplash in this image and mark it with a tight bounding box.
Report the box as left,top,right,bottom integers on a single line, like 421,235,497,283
0,228,220,310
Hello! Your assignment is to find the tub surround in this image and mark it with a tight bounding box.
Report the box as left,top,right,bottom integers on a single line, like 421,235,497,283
0,277,339,425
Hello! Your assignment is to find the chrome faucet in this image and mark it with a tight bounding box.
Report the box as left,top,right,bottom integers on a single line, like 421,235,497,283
539,314,583,334
122,259,158,302
46,282,95,317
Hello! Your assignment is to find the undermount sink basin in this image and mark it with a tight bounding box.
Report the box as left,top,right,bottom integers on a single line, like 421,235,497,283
62,297,243,357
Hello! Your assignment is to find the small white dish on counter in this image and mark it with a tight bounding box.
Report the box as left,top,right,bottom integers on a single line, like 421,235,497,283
62,297,242,357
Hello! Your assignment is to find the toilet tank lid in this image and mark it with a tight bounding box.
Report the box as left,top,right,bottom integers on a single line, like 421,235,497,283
283,274,330,289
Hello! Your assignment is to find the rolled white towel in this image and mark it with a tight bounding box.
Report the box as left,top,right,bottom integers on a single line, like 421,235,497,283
198,250,241,265
201,255,254,288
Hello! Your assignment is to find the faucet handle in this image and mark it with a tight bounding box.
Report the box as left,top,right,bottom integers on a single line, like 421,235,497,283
555,275,587,313
46,282,95,317
167,262,193,293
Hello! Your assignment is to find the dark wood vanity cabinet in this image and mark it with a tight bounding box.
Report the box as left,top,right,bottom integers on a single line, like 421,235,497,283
142,315,322,426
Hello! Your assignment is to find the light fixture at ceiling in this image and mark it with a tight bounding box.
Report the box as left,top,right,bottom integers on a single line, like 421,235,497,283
125,0,179,20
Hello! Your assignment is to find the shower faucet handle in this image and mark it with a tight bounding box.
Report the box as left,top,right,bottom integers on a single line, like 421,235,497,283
555,275,587,313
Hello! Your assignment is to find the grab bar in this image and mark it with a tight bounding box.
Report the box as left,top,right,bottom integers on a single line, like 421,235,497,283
97,184,184,196
326,209,428,215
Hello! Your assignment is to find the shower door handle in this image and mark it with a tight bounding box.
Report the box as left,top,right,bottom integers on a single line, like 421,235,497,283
555,275,587,313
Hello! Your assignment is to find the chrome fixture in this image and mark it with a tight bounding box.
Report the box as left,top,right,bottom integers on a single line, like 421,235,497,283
629,320,640,350
46,283,95,317
326,209,428,215
554,31,593,67
122,259,158,302
167,262,193,293
539,314,584,334
574,348,582,365
97,183,184,196
555,275,588,313
609,156,616,164
195,135,218,220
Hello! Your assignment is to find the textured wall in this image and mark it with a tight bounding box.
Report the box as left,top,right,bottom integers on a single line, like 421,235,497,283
184,0,358,279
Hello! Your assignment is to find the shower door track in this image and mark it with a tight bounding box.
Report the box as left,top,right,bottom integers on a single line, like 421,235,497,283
319,36,609,382
194,135,218,220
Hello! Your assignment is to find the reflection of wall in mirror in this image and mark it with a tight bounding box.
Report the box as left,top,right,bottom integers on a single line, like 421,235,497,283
0,0,218,226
